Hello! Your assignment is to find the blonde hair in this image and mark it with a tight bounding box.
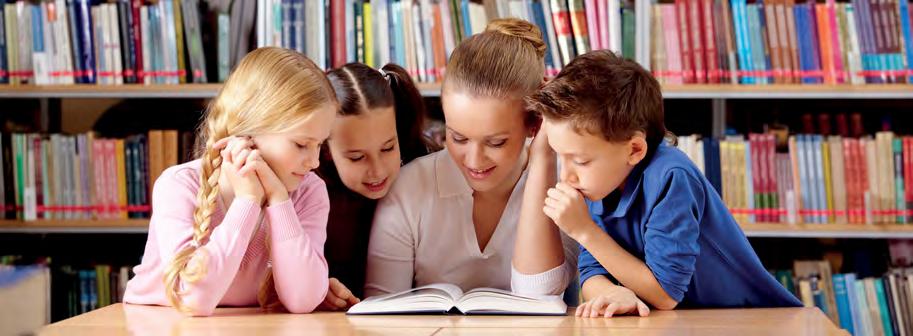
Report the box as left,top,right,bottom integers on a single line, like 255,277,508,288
443,18,546,98
164,47,337,314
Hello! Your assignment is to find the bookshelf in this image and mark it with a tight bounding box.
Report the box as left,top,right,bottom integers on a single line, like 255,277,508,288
3,83,913,99
2,218,911,238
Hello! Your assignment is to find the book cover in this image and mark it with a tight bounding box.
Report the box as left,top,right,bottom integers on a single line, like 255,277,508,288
550,0,575,65
689,0,707,83
822,137,834,223
677,0,695,83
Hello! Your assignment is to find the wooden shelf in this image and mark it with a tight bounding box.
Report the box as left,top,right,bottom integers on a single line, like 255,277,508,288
2,83,912,99
0,219,149,233
1,218,912,238
740,222,913,239
0,84,222,98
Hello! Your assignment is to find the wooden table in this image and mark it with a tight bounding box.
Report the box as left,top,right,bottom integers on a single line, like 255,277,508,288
38,303,846,335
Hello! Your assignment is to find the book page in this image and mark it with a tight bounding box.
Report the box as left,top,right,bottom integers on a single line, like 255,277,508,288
346,283,464,315
455,288,566,315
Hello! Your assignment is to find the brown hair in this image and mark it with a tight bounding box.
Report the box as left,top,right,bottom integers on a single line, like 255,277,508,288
443,18,546,99
170,47,336,314
526,50,667,151
324,62,435,166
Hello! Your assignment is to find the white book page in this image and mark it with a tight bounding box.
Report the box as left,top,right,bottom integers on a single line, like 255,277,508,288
455,288,566,315
347,283,464,314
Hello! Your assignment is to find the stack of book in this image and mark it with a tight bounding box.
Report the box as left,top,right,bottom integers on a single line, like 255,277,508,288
651,0,913,85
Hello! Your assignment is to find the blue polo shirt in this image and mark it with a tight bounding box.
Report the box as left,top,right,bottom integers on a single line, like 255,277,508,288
578,143,801,308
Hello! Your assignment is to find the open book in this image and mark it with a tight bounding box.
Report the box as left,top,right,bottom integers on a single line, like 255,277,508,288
346,283,567,315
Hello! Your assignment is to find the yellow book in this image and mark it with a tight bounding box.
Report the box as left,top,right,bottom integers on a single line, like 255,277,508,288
822,140,834,223
735,140,747,224
163,130,179,168
147,131,164,187
720,141,731,209
364,2,374,68
173,0,187,84
115,139,127,219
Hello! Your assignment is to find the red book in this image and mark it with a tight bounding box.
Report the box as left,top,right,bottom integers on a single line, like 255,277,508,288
856,139,869,223
688,0,706,83
330,0,347,68
835,114,849,137
701,0,719,83
843,139,857,223
131,0,144,83
766,134,779,222
903,136,913,223
676,0,695,83
818,114,832,136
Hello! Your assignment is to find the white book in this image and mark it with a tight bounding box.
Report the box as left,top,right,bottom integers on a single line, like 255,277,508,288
305,0,320,66
256,0,266,47
41,3,57,85
292,0,303,54
140,6,152,85
438,0,455,58
468,3,487,35
91,6,107,85
345,0,355,62
272,0,282,48
508,0,529,21
317,0,326,69
408,2,425,82
419,0,435,82
539,0,562,71
609,0,622,54
864,137,879,224
743,139,755,223
32,4,51,85
24,135,37,221
845,5,865,84
374,0,390,67
347,284,567,316
107,4,124,85
163,0,179,84
55,0,76,85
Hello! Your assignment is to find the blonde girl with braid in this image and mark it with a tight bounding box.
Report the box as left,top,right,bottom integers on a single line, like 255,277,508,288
123,47,338,316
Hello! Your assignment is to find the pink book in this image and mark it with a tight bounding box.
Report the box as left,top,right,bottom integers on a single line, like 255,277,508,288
104,140,118,220
92,139,105,219
585,0,601,50
662,5,683,84
597,0,609,50
826,0,845,83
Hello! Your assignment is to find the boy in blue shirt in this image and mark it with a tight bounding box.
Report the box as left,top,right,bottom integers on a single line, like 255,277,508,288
526,51,802,318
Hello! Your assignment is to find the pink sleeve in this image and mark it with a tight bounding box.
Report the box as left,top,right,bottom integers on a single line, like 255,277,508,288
267,173,330,313
151,168,262,316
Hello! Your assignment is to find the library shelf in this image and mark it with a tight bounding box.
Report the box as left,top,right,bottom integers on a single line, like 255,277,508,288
0,84,222,99
0,219,150,234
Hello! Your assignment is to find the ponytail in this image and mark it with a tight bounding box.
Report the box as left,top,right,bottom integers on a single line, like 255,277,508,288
381,63,436,165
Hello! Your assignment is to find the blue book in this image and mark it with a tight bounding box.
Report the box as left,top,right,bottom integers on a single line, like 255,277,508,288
73,0,96,83
461,0,471,38
78,270,90,313
757,2,774,84
812,135,827,223
832,274,855,334
797,135,812,223
873,280,894,336
390,1,403,66
0,5,7,84
704,138,723,195
529,0,555,72
807,4,823,84
795,5,811,84
732,0,752,84
843,274,864,336
900,0,913,82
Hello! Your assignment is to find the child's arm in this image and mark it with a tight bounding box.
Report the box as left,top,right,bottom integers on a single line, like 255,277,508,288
363,187,417,298
266,173,331,314
150,168,263,316
512,131,570,295
546,170,705,310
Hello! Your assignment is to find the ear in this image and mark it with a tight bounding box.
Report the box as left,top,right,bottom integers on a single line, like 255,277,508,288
627,132,648,166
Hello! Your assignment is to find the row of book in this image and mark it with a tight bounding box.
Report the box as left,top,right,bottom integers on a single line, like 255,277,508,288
0,0,229,85
0,131,194,221
2,256,133,321
256,0,636,80
676,120,913,225
774,257,913,336
651,0,913,85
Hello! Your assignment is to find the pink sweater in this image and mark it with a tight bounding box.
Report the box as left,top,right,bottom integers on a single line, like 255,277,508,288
124,160,330,316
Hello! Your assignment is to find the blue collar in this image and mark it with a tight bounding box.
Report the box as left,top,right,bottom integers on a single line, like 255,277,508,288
590,155,647,219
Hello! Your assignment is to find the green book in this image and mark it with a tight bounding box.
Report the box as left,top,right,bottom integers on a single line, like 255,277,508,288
873,280,895,336
621,8,634,60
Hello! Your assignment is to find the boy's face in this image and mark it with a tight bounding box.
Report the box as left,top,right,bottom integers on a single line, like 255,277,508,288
543,118,646,201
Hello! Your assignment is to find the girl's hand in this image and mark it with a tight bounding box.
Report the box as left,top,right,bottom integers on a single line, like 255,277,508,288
318,278,361,311
214,136,265,204
245,150,289,206
576,285,650,318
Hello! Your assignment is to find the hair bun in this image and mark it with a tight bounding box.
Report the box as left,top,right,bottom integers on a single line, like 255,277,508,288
485,18,546,59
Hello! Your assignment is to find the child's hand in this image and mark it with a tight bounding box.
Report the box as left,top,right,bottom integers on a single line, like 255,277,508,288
318,278,361,311
544,182,597,241
576,285,650,318
246,151,290,206
215,136,265,204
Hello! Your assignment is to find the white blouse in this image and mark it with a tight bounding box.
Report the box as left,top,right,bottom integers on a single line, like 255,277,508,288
364,148,579,298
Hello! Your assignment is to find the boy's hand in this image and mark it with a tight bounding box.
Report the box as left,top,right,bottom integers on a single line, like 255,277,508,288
544,182,597,241
318,278,361,311
576,285,650,318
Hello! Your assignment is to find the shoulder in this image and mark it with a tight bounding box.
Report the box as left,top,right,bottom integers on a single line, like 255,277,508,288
290,172,330,209
642,144,706,185
153,160,203,197
386,149,445,198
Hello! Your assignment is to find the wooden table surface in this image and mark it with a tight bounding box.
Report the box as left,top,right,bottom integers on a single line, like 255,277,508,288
38,303,846,336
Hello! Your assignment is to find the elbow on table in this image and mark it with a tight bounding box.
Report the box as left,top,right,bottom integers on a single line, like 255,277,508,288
651,297,679,311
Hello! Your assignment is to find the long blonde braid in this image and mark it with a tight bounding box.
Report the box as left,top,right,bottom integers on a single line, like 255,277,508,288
160,47,337,314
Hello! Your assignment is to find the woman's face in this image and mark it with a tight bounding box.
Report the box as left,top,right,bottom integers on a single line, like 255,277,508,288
326,107,402,199
441,91,529,193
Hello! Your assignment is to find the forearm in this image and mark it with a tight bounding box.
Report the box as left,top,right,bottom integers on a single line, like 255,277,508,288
267,199,329,313
513,154,565,274
579,226,679,310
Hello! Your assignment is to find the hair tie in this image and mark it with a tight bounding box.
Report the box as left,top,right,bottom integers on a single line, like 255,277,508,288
379,68,393,82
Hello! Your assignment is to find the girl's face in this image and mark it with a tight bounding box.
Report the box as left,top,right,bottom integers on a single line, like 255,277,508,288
326,107,402,199
253,103,337,192
441,91,529,193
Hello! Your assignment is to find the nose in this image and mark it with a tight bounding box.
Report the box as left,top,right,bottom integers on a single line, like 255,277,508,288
464,143,486,169
560,160,578,185
366,155,386,179
304,147,320,170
